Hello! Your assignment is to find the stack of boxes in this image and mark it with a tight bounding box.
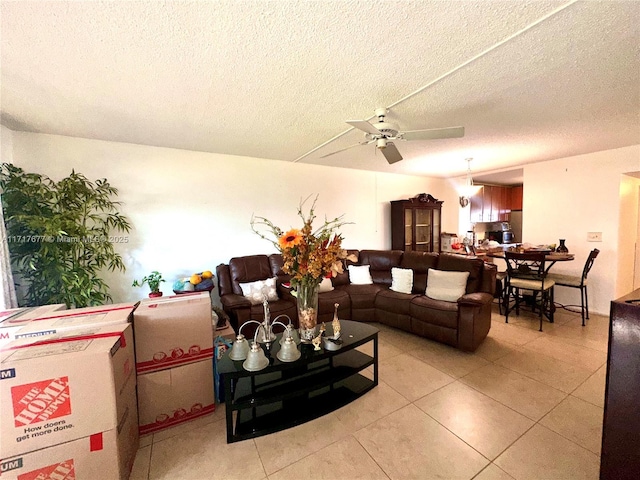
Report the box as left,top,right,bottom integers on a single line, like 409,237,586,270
0,305,138,480
133,292,215,435
0,292,217,477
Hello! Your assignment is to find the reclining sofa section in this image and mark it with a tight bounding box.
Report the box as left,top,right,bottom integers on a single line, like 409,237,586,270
216,250,497,352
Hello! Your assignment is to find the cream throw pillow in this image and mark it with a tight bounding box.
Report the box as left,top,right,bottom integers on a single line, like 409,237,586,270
426,269,470,302
318,277,334,293
239,277,278,305
390,267,413,294
348,265,373,285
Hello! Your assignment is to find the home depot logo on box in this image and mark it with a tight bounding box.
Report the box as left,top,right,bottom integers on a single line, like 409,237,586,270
11,377,71,427
13,459,75,480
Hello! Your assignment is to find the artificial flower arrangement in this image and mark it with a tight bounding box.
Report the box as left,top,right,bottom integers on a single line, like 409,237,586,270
250,195,356,339
250,195,355,286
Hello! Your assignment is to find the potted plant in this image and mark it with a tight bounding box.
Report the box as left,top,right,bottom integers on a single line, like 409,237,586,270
132,271,165,298
1,163,131,308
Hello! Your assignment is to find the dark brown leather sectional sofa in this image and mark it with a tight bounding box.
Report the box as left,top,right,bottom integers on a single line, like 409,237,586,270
216,250,497,352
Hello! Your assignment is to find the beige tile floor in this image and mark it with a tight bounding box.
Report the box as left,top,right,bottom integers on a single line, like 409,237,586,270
130,305,608,480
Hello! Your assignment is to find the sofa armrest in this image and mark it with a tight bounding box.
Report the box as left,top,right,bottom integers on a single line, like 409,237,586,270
220,293,252,310
457,292,493,352
458,292,494,307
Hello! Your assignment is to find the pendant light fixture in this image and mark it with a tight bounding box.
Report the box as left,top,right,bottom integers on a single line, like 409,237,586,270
459,157,480,207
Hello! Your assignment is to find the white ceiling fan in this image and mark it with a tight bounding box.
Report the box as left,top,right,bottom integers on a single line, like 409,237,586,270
322,108,464,164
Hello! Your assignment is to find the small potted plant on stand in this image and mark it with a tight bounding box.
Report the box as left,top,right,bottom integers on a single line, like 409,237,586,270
132,271,165,298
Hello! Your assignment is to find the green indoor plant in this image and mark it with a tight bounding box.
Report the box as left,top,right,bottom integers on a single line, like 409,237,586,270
132,271,165,298
0,163,131,307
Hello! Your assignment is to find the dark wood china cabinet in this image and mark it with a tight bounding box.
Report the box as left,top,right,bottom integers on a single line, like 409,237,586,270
391,194,442,253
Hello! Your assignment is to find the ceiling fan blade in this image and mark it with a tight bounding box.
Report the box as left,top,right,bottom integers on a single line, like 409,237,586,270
381,142,403,164
320,140,373,158
401,126,465,141
346,120,381,135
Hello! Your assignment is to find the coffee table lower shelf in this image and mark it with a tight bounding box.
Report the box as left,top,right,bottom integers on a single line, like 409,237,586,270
232,373,374,442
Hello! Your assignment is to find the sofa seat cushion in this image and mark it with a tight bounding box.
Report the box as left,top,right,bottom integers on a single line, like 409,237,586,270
375,289,419,316
318,289,351,322
410,295,459,329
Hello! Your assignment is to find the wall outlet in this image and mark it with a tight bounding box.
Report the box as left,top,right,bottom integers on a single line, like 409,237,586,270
587,232,602,242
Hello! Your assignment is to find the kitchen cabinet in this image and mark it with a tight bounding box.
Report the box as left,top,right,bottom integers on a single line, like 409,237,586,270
470,187,483,223
482,185,493,222
470,185,514,222
391,194,442,252
511,185,523,210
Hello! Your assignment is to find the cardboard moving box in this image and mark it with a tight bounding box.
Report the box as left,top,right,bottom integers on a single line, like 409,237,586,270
137,359,214,435
0,305,67,348
10,305,136,341
0,381,139,480
0,324,135,458
133,292,213,374
0,304,67,324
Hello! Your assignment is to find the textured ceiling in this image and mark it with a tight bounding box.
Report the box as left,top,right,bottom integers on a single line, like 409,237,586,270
1,0,639,181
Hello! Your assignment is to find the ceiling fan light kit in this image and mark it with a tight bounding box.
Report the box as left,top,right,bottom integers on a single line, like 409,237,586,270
323,107,465,164
459,157,480,207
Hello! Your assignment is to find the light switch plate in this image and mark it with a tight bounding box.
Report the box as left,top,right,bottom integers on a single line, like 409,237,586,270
587,232,602,242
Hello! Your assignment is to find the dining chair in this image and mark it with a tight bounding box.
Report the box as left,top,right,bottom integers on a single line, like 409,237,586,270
503,251,556,332
546,248,599,326
495,270,507,314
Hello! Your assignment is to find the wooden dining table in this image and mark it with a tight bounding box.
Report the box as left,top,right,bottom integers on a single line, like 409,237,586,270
485,250,574,273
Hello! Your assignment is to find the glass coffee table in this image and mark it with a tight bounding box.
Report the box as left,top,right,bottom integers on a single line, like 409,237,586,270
218,320,378,443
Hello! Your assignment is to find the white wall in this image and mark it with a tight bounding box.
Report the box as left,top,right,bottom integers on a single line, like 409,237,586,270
9,131,457,305
523,145,640,314
618,174,640,296
8,129,640,314
1,126,13,164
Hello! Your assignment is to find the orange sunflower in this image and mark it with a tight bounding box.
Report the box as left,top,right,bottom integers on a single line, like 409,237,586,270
278,229,303,249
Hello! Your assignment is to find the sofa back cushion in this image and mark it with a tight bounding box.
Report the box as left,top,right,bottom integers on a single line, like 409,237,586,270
359,250,403,287
229,254,274,295
435,253,484,293
399,251,439,293
268,253,292,285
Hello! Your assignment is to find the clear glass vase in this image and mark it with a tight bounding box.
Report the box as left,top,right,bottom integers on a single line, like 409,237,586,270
296,280,319,343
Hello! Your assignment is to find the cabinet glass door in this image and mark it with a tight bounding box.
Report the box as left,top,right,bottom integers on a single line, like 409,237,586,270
414,208,431,251
404,208,413,250
433,209,440,252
